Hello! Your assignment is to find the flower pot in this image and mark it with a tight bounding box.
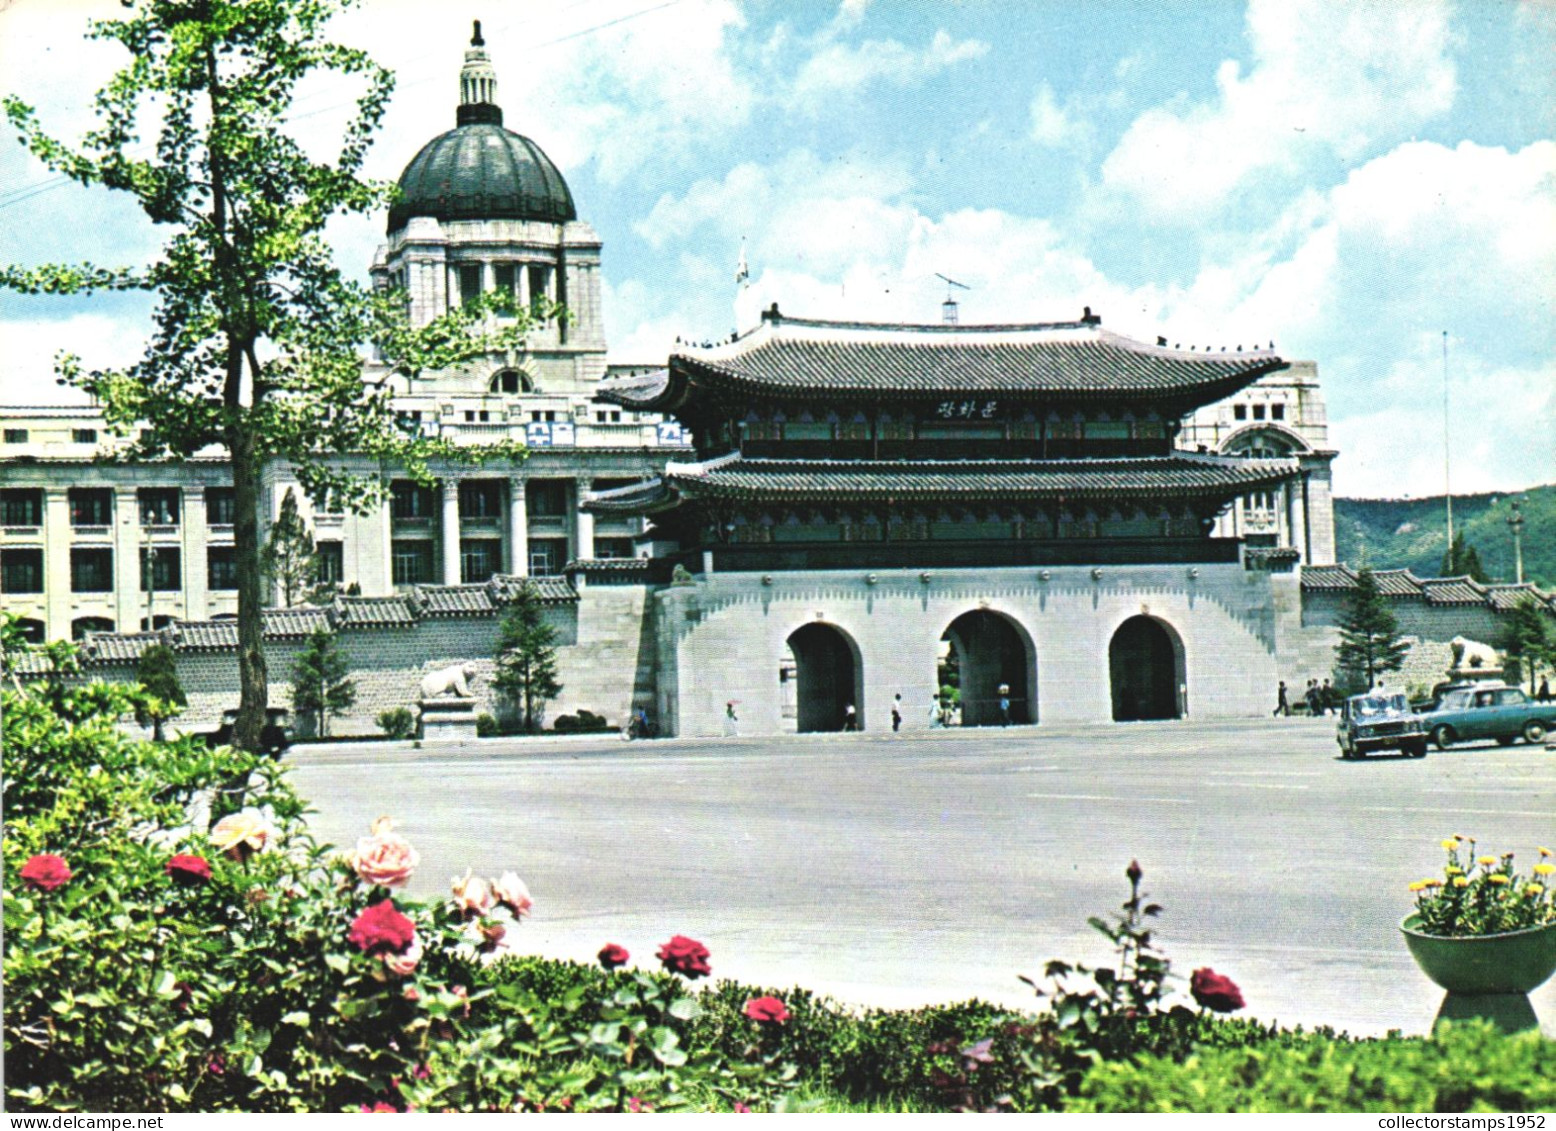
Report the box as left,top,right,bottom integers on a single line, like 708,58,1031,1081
1400,915,1556,1033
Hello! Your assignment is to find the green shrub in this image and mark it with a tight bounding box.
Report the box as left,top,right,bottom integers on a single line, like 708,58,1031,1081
376,707,416,740
475,713,498,737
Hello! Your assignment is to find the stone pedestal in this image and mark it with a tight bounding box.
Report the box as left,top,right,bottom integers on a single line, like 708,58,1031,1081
418,696,478,742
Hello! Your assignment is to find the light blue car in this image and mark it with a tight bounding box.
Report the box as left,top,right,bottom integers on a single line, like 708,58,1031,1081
1423,684,1555,750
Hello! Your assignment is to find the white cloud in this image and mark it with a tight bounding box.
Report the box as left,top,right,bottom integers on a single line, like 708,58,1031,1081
787,29,989,114
1100,0,1456,220
1028,83,1080,148
0,313,151,405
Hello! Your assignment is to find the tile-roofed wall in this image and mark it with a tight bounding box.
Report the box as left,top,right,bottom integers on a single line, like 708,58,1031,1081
264,606,333,638
413,584,498,618
1302,567,1551,617
333,595,418,627
84,631,169,664
564,558,651,573
173,620,239,651
1420,577,1489,605
488,573,578,605
1484,584,1553,612
1370,570,1426,598
1297,564,1357,590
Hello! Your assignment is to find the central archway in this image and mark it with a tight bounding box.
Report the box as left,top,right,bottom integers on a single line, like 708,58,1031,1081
1109,616,1185,721
785,622,860,733
941,610,1036,726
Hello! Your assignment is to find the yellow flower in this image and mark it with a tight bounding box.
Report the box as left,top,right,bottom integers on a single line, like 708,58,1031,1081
1538,846,1551,857
1534,863,1554,877
1440,839,1457,851
1422,879,1443,889
1488,874,1510,885
1528,885,1546,898
1477,855,1497,866
1409,881,1427,892
1445,866,1464,876
1452,876,1470,888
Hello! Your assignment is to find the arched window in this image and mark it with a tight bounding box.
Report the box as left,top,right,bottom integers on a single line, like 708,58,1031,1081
490,370,532,395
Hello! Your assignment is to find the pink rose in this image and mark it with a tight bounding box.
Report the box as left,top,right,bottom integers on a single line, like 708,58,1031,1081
348,900,416,957
165,854,212,886
382,931,423,977
19,854,71,892
598,943,630,970
352,818,419,888
492,871,532,918
1189,967,1245,1013
656,934,711,979
450,870,493,917
743,996,789,1024
210,810,274,861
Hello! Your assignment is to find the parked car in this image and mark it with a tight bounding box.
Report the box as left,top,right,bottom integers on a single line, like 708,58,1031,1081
1421,684,1555,750
1337,692,1429,759
206,707,295,758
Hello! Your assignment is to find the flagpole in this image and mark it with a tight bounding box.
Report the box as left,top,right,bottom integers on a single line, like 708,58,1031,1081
1442,330,1453,560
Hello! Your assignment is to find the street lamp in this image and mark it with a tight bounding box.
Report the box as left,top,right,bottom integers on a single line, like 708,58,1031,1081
1507,498,1526,585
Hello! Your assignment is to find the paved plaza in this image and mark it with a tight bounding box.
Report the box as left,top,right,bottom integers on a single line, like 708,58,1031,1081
289,718,1556,1038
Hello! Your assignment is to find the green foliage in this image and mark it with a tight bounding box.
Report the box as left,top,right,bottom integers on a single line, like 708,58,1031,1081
1334,486,1556,589
492,585,562,733
134,643,187,742
1498,596,1556,695
0,0,542,752
1069,1022,1556,1113
1408,838,1555,937
289,628,356,739
375,707,416,741
1335,567,1411,691
474,713,499,738
1441,531,1490,584
553,709,611,733
262,489,318,608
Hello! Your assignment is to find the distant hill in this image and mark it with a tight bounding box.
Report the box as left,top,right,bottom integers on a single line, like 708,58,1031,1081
1333,484,1555,589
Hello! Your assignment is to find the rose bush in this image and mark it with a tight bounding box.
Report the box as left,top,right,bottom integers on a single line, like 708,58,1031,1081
658,935,713,979
350,817,419,888
1189,969,1245,1013
18,854,71,892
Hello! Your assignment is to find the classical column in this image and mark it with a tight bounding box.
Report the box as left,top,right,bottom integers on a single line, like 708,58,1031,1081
44,487,71,641
508,476,528,576
441,479,462,585
183,485,208,619
573,477,595,562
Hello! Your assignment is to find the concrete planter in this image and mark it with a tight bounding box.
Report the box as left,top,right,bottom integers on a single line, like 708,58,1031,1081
1400,914,1556,1032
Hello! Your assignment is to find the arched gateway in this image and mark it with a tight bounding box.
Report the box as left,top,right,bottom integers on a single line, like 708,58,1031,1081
1109,616,1185,721
785,623,861,732
941,610,1035,725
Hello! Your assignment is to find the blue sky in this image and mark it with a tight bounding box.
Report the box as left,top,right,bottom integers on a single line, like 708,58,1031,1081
1,0,1551,498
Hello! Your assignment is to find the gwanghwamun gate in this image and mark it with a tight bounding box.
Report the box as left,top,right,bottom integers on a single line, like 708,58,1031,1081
2,31,1547,738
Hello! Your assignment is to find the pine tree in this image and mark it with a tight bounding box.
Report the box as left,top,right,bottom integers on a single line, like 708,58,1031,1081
290,627,356,739
1335,567,1412,691
1441,531,1489,583
492,585,563,733
263,488,317,607
1499,595,1556,696
134,642,186,742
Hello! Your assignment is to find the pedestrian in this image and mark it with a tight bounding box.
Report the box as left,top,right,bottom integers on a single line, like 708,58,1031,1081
1274,680,1289,717
843,702,857,731
999,692,1011,726
1539,677,1551,703
724,700,738,737
1303,680,1317,715
929,693,942,727
1320,678,1335,715
891,693,902,732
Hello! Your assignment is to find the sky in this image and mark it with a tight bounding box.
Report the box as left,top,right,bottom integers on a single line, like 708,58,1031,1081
0,0,1552,499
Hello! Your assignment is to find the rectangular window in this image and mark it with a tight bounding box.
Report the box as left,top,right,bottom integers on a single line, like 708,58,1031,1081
527,264,551,313
1252,404,1267,420
72,428,98,444
391,540,434,585
316,540,343,585
459,264,483,308
1083,421,1131,440
526,480,568,517
206,487,236,525
1271,404,1286,420
459,480,502,518
206,546,238,591
70,547,113,593
138,488,180,526
1233,405,1248,421
460,538,502,584
1,489,43,527
528,538,567,576
3,429,28,443
140,547,181,592
494,263,518,298
781,421,833,441
2,548,45,594
390,481,435,519
70,488,113,526
593,537,635,560
1133,420,1167,440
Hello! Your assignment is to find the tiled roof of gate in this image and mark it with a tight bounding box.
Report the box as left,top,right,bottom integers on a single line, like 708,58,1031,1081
487,574,577,604
333,595,418,627
598,314,1287,409
414,584,498,617
585,453,1298,512
563,557,651,574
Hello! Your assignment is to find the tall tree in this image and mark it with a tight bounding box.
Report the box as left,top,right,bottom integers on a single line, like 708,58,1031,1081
2,1,539,751
290,627,355,739
263,487,317,607
492,584,563,733
1499,595,1556,696
1335,567,1412,691
133,642,186,743
1441,531,1489,583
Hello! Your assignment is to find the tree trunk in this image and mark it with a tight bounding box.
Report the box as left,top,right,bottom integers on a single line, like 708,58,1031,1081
232,424,269,753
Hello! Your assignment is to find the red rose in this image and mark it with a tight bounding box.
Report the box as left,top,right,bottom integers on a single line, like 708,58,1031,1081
165,854,212,886
743,996,789,1024
599,943,630,970
1189,967,1245,1013
19,854,71,892
656,934,711,979
348,900,416,957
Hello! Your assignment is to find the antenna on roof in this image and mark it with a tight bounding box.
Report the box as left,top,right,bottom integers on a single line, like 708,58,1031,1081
935,273,970,325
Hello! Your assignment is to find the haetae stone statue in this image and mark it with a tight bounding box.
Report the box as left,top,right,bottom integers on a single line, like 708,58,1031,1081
420,662,477,700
